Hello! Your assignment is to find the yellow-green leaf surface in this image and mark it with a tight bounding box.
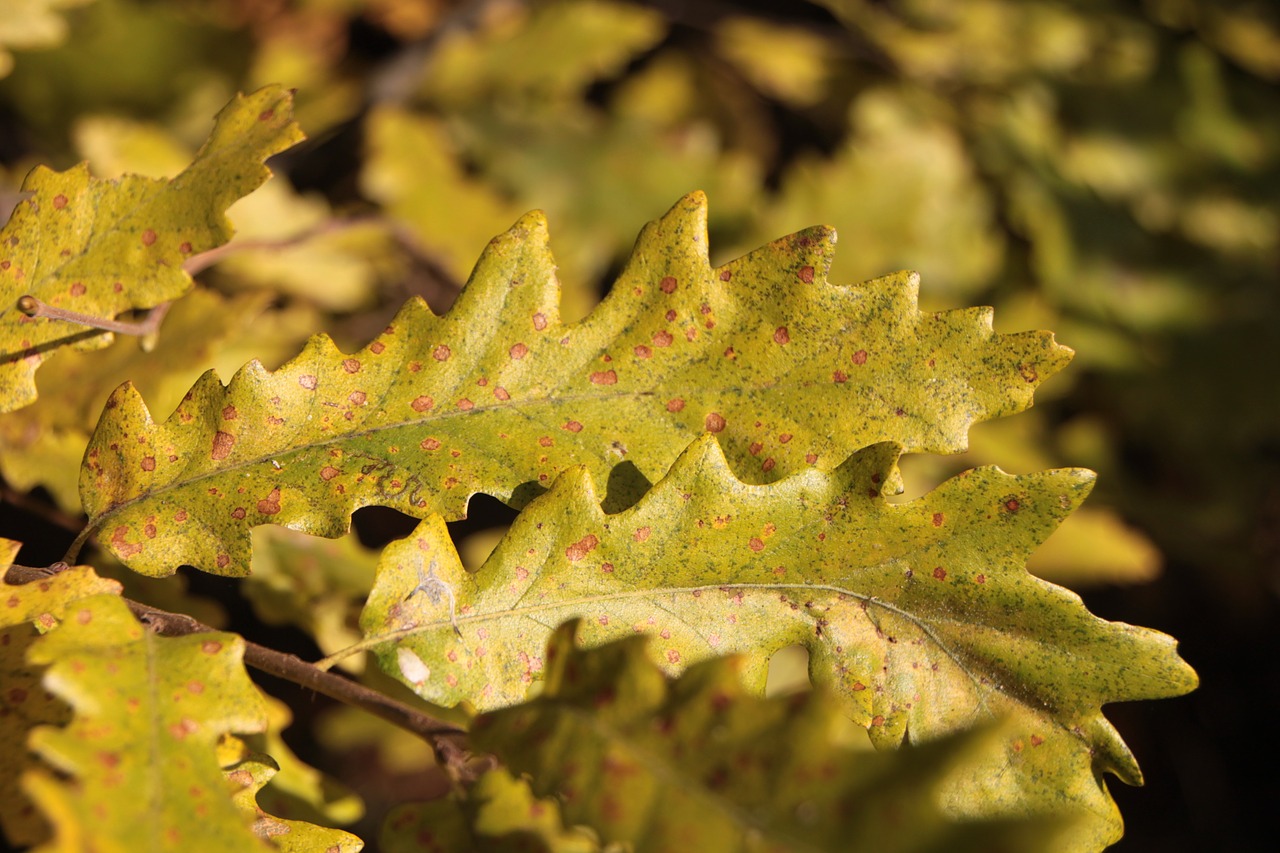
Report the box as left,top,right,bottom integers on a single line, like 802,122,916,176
0,541,120,848
0,85,303,412
356,437,1196,848
382,768,598,853
80,193,1069,576
22,594,272,852
225,752,363,853
468,621,1060,853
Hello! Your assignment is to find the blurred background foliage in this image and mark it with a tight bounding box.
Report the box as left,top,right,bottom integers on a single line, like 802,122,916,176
1,0,1276,850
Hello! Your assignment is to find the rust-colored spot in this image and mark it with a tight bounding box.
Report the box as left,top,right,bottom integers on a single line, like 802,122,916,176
666,398,686,413
141,229,157,246
667,649,681,663
601,562,614,573
433,345,451,361
1030,734,1044,746
70,281,86,296
566,535,599,561
749,442,762,455
773,327,790,345
720,269,732,281
798,265,815,283
832,370,847,383
705,412,726,432
852,349,868,365
532,312,548,330
111,525,142,559
141,456,156,471
1012,739,1025,752
211,431,235,460
932,512,944,527
851,681,866,691
420,438,441,451
216,553,230,568
563,420,583,432
257,488,282,515
1019,363,1038,383
169,718,198,739
179,241,192,254
320,466,340,481
749,537,764,552
343,358,361,373
456,398,474,411
202,640,222,654
144,523,157,538
174,510,188,523
539,436,553,447
370,341,386,354
259,108,275,121
231,507,246,520
652,330,673,347
53,194,68,209
410,395,433,412
509,342,528,359
659,276,677,293
871,714,885,727
1004,498,1021,513
634,344,652,358
976,574,987,584
590,369,617,385
222,405,237,421
762,457,776,472
634,526,651,542
187,680,205,694
299,374,318,390
494,386,511,401
97,751,119,768
349,390,366,405
932,566,947,580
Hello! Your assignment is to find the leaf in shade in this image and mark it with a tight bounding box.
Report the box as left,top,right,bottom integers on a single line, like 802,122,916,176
22,594,271,852
79,192,1069,576
0,85,303,413
224,751,364,853
357,436,1196,850
468,620,1066,853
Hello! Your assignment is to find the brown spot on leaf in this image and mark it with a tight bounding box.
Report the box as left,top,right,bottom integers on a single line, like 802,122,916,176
202,640,223,654
258,108,275,121
420,437,441,451
509,342,528,359
976,574,986,584
932,566,947,580
563,420,583,432
257,488,282,515
652,330,673,347
370,341,385,354
457,398,474,411
705,412,726,432
1004,497,1021,513
720,269,732,281
1019,363,1038,383
179,241,192,253
494,386,511,401
667,649,681,663
666,398,685,413
231,507,246,519
533,312,548,330
932,512,944,527
70,282,86,296
634,526,651,542
832,370,847,383
343,358,361,373
410,395,433,412
141,229,157,246
566,535,599,561
539,436,553,447
749,537,765,552
433,345,451,361
590,370,617,385
749,442,762,455
320,466,340,480
211,431,235,460
762,457,776,472
798,265,815,283
222,405,237,421
141,456,156,471
349,390,366,405
852,349,868,365
174,510,187,523
53,194,68,209
216,553,230,568
634,344,651,358
773,327,790,344
299,374,318,390
659,275,677,293
111,525,142,559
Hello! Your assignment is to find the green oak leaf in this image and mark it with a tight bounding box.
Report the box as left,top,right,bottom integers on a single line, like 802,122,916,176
225,751,363,853
467,620,1063,853
79,193,1069,576
22,594,272,852
354,436,1196,849
0,85,304,413
0,540,121,848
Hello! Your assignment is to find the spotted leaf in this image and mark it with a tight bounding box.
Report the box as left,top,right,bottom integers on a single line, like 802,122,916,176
0,85,304,413
22,594,271,852
467,620,1063,853
79,192,1069,576
356,436,1196,850
225,751,363,853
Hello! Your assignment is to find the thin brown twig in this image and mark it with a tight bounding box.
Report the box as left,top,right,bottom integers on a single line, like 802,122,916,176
17,295,172,338
3,562,476,778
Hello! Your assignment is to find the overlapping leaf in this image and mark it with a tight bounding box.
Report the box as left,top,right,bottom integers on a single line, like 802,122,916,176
0,541,120,848
464,620,1059,853
22,594,272,852
224,750,363,853
0,85,303,412
80,193,1069,576
355,436,1196,849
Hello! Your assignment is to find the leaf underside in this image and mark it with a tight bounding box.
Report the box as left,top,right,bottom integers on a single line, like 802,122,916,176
0,85,303,413
81,192,1071,576
468,621,1062,853
358,436,1196,850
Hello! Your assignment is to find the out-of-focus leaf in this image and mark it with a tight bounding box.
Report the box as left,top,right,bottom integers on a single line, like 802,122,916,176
0,542,120,848
418,0,665,105
245,527,378,670
225,751,364,852
0,85,303,412
358,436,1196,848
79,193,1069,576
23,594,271,852
382,768,598,853
0,0,94,78
714,16,835,107
470,621,1066,852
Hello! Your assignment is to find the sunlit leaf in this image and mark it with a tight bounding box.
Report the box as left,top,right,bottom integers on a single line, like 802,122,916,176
357,436,1196,848
225,751,363,852
0,85,303,412
23,594,271,852
80,193,1069,576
